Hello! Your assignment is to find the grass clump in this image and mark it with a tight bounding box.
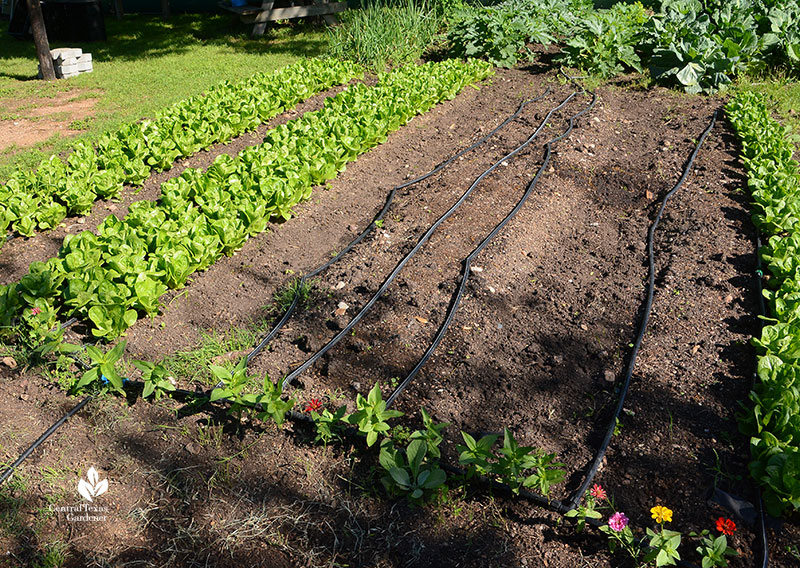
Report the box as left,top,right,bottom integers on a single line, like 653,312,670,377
326,0,442,71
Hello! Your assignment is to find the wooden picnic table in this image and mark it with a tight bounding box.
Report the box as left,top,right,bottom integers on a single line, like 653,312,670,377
220,0,347,36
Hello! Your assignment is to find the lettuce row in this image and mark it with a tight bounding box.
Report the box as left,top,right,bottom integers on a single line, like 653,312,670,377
0,59,494,342
0,58,362,246
727,90,800,516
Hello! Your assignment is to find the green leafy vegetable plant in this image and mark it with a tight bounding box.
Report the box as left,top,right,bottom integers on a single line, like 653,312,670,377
72,341,127,394
727,90,800,516
379,438,447,502
346,382,404,446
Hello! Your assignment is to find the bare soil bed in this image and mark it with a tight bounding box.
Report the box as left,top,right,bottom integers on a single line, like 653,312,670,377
1,66,798,567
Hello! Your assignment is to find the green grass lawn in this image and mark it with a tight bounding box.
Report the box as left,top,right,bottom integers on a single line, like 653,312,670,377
737,73,800,142
0,13,326,180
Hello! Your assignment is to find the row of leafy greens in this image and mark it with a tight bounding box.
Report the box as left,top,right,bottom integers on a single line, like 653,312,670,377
446,0,800,94
0,58,362,247
727,91,800,517
0,59,493,343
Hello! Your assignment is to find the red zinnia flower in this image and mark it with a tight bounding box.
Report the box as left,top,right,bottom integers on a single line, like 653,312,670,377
590,483,607,501
304,398,323,413
716,517,736,536
31,307,42,316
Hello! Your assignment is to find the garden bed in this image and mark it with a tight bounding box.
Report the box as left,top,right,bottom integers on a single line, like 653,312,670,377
1,66,799,567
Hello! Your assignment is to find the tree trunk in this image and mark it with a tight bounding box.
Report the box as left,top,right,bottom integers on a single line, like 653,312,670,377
114,0,124,20
25,0,55,81
161,0,170,19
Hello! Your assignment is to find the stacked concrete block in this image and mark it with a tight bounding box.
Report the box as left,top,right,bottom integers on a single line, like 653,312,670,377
38,47,93,79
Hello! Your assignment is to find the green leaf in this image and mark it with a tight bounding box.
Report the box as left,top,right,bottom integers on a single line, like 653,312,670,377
389,467,410,488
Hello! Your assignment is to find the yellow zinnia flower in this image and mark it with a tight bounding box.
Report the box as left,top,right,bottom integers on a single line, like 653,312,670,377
650,505,673,523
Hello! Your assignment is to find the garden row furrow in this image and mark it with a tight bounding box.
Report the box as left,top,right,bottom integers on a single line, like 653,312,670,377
0,59,493,346
0,83,552,487
0,58,362,246
277,89,583,393
727,91,800,517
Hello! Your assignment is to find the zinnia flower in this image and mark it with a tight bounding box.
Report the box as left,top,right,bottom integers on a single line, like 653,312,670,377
716,517,736,536
304,398,323,413
650,505,673,524
590,483,607,501
608,512,629,532
30,307,42,316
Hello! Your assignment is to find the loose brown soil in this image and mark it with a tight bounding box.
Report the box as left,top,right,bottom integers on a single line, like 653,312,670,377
1,66,798,568
0,91,101,152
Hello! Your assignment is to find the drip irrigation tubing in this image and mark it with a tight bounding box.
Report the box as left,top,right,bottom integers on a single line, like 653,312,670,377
565,110,719,509
0,104,773,568
385,89,598,407
278,89,583,391
424,104,765,568
0,86,552,486
242,87,552,368
0,394,92,485
752,233,769,568
0,342,196,487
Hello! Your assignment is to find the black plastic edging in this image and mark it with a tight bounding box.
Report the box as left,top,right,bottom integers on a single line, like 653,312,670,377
279,90,582,391
385,90,598,407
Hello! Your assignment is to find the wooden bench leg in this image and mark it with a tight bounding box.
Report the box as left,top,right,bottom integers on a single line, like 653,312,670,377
251,0,274,36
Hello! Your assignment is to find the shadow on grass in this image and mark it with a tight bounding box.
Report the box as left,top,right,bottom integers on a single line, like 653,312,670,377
1,13,328,80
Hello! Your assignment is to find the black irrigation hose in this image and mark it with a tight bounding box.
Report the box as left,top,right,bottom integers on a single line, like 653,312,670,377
0,88,553,486
0,341,201,487
752,233,769,568
566,110,719,509
385,90,598,407
243,87,553,367
280,90,582,391
0,395,92,484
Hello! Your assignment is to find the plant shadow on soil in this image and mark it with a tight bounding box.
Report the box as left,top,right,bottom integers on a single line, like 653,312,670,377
2,67,799,566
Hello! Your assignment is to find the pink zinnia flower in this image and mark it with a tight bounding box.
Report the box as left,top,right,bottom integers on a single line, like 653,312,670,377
590,483,607,501
304,398,323,413
608,512,629,532
31,307,42,316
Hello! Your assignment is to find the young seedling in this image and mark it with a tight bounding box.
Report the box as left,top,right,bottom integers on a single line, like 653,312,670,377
346,382,403,447
380,438,447,503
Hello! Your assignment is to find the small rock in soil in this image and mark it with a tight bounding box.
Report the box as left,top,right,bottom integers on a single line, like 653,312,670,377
335,281,346,290
604,370,616,383
1,357,17,369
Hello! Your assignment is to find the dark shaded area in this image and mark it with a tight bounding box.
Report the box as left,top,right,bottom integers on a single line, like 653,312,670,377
1,13,327,80
2,67,800,567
